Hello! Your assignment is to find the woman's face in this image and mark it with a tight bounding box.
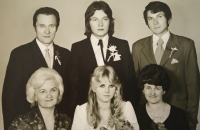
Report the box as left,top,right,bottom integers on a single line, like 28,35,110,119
143,83,165,104
34,79,59,108
93,77,116,103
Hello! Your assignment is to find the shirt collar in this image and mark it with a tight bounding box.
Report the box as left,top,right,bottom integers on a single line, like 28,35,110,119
36,38,54,55
153,31,170,44
90,34,109,47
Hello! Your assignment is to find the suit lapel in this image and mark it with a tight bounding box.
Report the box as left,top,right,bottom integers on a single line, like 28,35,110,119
160,33,179,66
30,39,48,67
84,38,98,67
105,36,113,64
141,36,157,64
53,44,62,71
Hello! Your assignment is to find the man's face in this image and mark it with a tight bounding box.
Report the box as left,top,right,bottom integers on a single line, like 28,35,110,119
147,11,171,37
89,10,110,39
35,14,57,46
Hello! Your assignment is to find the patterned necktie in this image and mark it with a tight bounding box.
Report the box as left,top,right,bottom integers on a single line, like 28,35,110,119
45,48,51,68
155,38,164,64
98,39,106,64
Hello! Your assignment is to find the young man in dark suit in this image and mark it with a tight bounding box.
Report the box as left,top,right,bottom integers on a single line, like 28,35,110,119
71,1,138,108
132,1,200,129
2,7,72,129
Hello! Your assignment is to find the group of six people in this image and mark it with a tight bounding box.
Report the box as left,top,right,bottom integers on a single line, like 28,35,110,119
2,1,200,130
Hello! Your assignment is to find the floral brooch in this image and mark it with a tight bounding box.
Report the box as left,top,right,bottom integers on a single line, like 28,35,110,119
107,45,121,62
55,50,61,65
169,47,178,58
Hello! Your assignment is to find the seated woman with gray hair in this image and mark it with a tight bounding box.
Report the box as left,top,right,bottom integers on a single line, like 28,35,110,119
72,66,139,130
8,67,71,130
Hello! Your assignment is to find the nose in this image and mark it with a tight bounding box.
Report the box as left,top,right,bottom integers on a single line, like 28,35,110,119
98,19,103,26
47,92,53,98
153,19,158,25
45,27,50,34
105,86,109,93
150,89,155,95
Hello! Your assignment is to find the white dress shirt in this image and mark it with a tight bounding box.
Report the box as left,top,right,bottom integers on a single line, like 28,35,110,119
152,31,170,54
90,34,109,66
36,38,54,68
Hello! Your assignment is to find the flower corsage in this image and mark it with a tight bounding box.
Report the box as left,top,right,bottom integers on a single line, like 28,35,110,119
107,45,121,62
169,47,178,58
151,121,167,130
55,50,61,65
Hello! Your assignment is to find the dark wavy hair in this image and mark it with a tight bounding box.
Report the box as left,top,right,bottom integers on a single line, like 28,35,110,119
84,1,115,37
138,64,171,92
33,7,60,29
143,1,172,27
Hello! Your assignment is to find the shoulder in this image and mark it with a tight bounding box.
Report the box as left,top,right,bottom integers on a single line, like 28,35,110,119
170,105,186,114
122,101,135,113
71,38,89,48
54,44,70,54
171,33,195,47
111,36,128,43
11,40,34,55
132,36,151,47
75,103,87,114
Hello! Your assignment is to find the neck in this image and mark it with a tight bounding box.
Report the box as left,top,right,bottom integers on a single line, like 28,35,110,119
147,101,164,109
38,105,55,120
97,101,110,109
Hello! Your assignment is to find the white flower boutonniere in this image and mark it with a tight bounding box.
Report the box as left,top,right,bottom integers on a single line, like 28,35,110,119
55,50,61,65
169,47,179,58
107,45,121,62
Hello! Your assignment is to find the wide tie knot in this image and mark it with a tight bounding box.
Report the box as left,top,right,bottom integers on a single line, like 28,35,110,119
157,38,164,46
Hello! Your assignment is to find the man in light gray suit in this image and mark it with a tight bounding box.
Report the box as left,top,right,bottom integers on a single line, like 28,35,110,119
132,1,200,130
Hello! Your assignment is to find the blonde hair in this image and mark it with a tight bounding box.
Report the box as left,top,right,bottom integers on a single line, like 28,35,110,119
26,67,64,107
86,66,123,128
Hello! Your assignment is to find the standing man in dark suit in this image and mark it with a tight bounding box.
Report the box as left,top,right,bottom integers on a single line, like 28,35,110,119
71,1,137,108
132,1,200,130
2,7,71,129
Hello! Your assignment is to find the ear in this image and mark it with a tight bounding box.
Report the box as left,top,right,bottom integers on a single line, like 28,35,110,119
92,88,96,93
168,18,172,25
163,91,166,95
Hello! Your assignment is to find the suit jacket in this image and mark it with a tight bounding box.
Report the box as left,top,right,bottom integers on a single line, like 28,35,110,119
132,33,200,125
71,36,138,107
2,39,72,129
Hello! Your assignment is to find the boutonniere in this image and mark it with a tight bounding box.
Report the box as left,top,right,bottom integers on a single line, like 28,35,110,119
169,47,179,58
107,45,121,62
55,50,61,65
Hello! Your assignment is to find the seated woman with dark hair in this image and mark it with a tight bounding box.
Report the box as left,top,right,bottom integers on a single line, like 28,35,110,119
136,64,190,130
8,67,71,130
72,66,139,130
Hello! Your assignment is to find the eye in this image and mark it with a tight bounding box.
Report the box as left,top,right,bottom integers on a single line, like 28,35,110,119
50,24,55,28
52,87,58,92
39,24,45,27
103,17,109,21
148,17,152,21
158,15,163,18
99,84,105,88
109,85,114,88
155,86,162,90
39,90,45,93
91,18,97,21
145,85,151,89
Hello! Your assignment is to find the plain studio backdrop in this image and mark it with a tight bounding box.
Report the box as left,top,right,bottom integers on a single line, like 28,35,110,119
0,0,200,129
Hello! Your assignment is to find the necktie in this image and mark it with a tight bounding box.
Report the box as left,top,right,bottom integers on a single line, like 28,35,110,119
45,48,51,68
98,39,106,64
155,38,164,65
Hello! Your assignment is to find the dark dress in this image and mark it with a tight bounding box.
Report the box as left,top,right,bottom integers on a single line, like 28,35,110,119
8,107,71,130
136,104,190,130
